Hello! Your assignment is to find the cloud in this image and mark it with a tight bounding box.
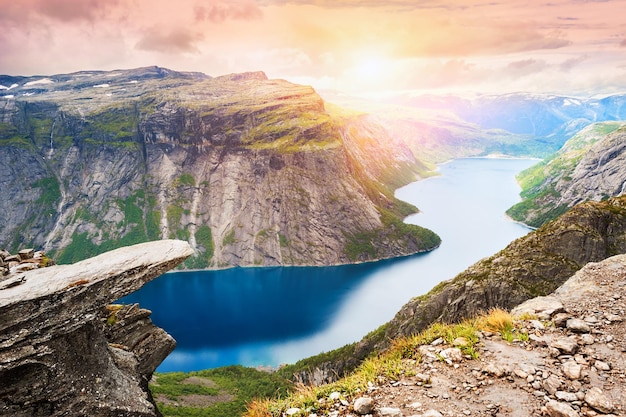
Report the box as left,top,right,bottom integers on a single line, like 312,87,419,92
194,1,263,22
0,0,121,25
33,0,118,22
504,59,549,78
135,29,204,54
560,55,588,71
621,38,626,47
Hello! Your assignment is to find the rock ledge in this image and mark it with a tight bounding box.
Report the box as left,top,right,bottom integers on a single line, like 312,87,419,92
0,239,193,417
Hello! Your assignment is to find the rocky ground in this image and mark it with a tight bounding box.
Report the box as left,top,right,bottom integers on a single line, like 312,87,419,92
303,255,626,417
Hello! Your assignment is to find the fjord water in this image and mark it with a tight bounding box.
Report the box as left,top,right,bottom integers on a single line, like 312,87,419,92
122,158,536,372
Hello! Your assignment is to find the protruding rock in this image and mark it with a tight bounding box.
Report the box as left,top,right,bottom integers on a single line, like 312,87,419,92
566,318,590,333
353,397,374,415
512,296,564,319
0,240,193,417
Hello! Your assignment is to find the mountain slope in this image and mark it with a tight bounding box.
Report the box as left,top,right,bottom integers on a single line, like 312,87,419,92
0,67,439,268
283,195,626,384
507,122,626,227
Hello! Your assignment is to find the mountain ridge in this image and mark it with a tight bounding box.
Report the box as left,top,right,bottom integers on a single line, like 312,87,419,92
0,67,439,268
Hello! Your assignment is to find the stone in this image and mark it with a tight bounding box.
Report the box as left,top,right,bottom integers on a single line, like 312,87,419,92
353,397,374,415
530,320,545,330
529,334,548,346
453,337,470,347
379,407,402,417
431,337,444,346
555,391,578,402
422,411,444,417
514,369,529,379
0,240,193,417
17,249,34,260
329,392,341,401
543,374,562,395
584,387,615,413
594,360,610,371
551,337,578,354
512,296,564,318
566,318,591,333
562,362,582,380
604,313,622,322
580,334,595,345
544,400,579,417
483,363,507,378
440,348,463,363
553,313,571,328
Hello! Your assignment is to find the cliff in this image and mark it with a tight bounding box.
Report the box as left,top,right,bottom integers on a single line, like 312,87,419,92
507,122,626,227
285,195,626,385
0,67,438,268
0,239,193,417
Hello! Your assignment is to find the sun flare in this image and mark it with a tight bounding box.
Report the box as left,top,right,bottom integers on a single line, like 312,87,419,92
355,57,385,81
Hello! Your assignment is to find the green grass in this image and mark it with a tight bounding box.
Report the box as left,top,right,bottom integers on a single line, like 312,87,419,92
223,229,236,246
151,366,292,417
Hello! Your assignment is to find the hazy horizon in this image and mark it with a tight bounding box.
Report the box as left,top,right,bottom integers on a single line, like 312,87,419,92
1,0,626,97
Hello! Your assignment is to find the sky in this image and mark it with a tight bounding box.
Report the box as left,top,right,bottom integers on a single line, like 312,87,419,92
1,0,626,97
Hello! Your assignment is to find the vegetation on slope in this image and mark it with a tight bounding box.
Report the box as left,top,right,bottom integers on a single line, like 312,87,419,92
507,121,625,228
150,366,292,417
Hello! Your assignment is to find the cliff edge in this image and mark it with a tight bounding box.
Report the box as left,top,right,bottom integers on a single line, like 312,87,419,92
0,239,193,417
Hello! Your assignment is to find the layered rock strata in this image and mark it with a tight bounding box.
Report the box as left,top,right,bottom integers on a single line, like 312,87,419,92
0,239,193,417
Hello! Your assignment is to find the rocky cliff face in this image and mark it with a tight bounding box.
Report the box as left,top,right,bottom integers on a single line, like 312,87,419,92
290,196,626,384
0,67,438,268
0,239,193,417
385,195,626,341
507,122,626,227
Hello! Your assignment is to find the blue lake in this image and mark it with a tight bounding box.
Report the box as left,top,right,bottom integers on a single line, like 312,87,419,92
121,157,537,372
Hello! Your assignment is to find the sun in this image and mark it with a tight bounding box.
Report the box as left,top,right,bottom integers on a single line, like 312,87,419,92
355,57,385,81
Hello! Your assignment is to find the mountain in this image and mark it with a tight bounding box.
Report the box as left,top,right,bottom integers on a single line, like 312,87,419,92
0,67,439,268
323,91,626,163
507,122,626,227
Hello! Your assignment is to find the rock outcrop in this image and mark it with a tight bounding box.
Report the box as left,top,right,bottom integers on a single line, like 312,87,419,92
0,239,193,417
507,122,626,227
0,248,54,276
0,67,437,269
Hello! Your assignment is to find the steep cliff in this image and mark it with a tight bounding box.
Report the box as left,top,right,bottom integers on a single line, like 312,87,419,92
0,240,193,417
286,195,626,384
0,67,438,268
507,122,626,227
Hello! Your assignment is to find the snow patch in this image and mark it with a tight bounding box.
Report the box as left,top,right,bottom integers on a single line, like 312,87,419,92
563,98,581,107
128,80,138,84
22,92,34,96
2,95,15,99
93,83,110,88
24,78,54,86
1,83,20,90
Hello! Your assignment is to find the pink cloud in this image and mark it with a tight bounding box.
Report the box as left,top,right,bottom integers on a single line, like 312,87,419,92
135,28,205,54
194,1,263,23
